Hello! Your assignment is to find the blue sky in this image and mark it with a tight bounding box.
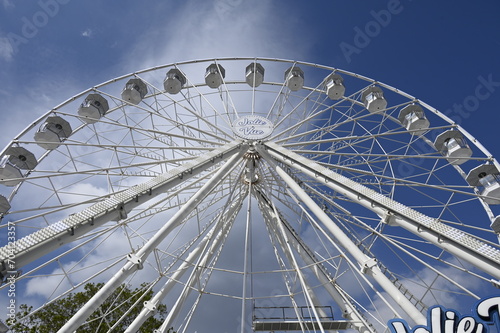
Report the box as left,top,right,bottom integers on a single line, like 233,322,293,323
1,0,500,157
1,0,500,331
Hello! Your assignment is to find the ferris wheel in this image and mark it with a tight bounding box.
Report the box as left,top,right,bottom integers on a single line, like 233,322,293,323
1,57,500,333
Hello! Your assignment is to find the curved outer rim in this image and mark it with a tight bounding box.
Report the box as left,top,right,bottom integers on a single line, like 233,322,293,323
1,57,500,332
2,57,499,202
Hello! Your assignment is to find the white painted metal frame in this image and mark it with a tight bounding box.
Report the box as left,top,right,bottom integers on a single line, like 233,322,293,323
1,58,500,333
260,142,500,279
57,146,248,333
258,144,428,325
0,141,245,275
254,187,375,333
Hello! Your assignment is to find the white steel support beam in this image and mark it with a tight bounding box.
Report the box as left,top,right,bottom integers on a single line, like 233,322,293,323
254,188,374,333
256,189,326,333
261,142,500,279
125,189,247,333
0,141,247,277
240,176,253,333
154,189,247,333
57,147,247,333
257,146,427,326
156,222,226,333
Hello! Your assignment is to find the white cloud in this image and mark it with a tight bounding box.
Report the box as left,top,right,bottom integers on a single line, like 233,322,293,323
81,29,92,38
120,0,312,73
0,36,14,61
0,1,317,330
22,227,162,303
2,0,13,9
60,183,108,205
364,260,483,331
25,264,73,299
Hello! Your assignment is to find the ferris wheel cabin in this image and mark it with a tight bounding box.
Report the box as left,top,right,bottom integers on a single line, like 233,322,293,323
205,63,226,89
466,164,500,205
78,93,110,124
398,104,430,135
34,116,72,150
164,68,186,94
0,147,37,187
284,66,304,91
0,195,9,217
245,62,265,87
121,78,148,105
362,86,387,113
325,73,345,100
434,130,473,165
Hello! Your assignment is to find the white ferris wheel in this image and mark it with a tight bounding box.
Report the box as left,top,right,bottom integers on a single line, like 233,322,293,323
1,57,500,333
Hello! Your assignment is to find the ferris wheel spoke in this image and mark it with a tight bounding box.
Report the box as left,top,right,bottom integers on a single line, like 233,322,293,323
254,187,375,332
127,180,248,332
260,142,500,278
0,141,246,273
56,146,246,332
149,96,230,142
17,157,201,183
311,161,474,196
215,62,242,122
296,180,432,312
258,144,429,325
309,184,482,303
174,71,237,136
378,234,482,299
271,102,370,145
267,76,329,132
112,71,234,141
284,186,409,329
2,58,499,332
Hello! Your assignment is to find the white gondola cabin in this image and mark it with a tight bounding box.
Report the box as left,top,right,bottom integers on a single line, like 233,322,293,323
466,164,500,205
0,195,9,216
122,78,147,105
205,63,226,89
164,68,186,94
245,63,265,87
0,147,37,187
284,66,304,91
362,86,387,113
434,130,472,165
398,104,430,135
325,73,345,100
34,116,72,150
491,215,500,234
78,94,110,124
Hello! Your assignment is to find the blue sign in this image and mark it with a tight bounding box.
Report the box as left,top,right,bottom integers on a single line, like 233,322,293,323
389,296,500,333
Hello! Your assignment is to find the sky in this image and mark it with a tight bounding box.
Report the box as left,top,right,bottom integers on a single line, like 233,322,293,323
0,0,499,157
1,0,500,332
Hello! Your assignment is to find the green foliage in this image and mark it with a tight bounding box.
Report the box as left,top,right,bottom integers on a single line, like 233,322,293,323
6,282,172,333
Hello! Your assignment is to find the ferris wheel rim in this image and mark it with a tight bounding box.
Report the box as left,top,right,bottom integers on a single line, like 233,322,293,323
1,57,500,332
3,57,498,181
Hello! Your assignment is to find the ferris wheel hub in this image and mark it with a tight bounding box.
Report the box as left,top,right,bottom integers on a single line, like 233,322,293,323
232,115,274,141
